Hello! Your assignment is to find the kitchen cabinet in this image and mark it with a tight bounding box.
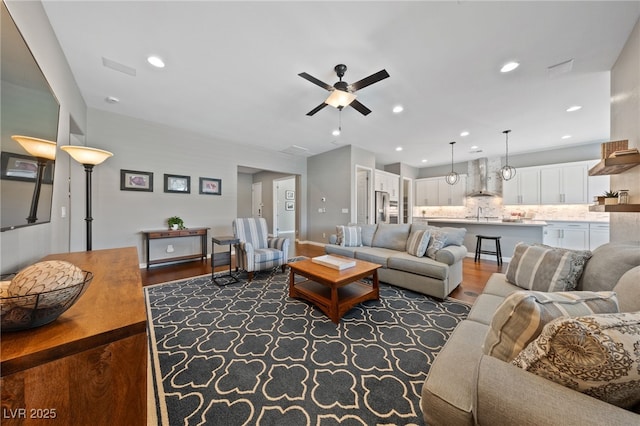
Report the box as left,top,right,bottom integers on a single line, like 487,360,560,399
543,222,589,250
589,223,610,250
540,163,588,204
415,176,466,206
502,167,540,205
375,170,400,201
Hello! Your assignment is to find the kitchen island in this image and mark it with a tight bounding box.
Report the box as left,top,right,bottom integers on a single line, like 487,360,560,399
419,218,547,261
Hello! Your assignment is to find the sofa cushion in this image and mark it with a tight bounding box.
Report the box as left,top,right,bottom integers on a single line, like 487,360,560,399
371,224,411,251
406,229,431,257
387,252,448,280
434,245,468,266
484,291,619,362
613,266,640,312
467,293,506,326
506,243,592,291
579,241,640,291
512,312,640,409
337,225,362,247
353,247,396,268
412,223,467,247
358,224,378,247
426,229,448,259
325,244,358,258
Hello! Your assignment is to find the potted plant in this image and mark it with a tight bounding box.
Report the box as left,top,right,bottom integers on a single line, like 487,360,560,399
167,216,185,230
603,190,619,205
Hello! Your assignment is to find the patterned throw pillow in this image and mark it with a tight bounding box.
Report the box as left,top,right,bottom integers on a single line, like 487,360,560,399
426,230,447,259
406,230,431,257
512,312,640,409
337,225,362,247
484,291,619,362
505,243,592,291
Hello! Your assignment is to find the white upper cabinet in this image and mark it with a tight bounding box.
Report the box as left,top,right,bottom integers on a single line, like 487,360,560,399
375,170,400,201
540,163,588,204
502,167,540,205
415,176,466,206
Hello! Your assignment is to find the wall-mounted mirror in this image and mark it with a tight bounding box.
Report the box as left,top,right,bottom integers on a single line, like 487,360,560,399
1,2,60,231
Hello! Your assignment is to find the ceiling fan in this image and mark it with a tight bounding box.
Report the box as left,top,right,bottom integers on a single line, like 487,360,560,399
298,64,390,116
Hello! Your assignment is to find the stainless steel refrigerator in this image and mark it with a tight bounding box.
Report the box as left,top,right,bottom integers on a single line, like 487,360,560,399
375,191,390,224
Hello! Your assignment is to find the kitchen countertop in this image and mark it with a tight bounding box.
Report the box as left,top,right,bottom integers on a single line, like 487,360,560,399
420,218,548,227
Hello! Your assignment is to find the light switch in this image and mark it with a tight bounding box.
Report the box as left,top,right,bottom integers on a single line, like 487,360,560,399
342,208,349,213
61,206,66,218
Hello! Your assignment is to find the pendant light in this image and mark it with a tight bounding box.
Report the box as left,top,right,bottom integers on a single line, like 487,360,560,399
499,129,516,181
445,141,459,185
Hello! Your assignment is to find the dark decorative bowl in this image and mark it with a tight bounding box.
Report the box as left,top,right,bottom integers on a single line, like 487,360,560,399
1,271,93,332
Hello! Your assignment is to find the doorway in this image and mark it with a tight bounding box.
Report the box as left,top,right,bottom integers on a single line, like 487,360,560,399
273,176,296,243
355,165,372,224
252,182,263,218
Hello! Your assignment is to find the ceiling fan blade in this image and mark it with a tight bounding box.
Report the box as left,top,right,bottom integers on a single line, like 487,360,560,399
298,72,333,91
306,102,328,116
350,69,390,91
350,99,372,116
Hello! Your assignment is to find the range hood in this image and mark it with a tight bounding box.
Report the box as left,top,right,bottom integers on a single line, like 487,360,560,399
467,158,500,197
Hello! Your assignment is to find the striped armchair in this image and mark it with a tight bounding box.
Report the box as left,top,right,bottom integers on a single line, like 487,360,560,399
232,217,290,282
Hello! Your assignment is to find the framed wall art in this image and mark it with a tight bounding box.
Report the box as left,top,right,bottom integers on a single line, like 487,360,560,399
285,201,294,211
199,177,222,195
120,169,153,192
164,174,190,194
1,151,54,184
285,190,295,200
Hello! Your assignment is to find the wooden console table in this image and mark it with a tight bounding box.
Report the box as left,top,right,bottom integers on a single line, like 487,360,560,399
0,247,147,425
142,227,209,269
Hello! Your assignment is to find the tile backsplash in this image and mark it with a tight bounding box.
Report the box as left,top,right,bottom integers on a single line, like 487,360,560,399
414,197,609,222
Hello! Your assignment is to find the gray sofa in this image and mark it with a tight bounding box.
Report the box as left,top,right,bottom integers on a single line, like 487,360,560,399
421,241,640,425
325,223,467,299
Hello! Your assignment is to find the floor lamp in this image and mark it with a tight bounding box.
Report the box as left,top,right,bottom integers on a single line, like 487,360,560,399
61,145,113,251
11,136,57,223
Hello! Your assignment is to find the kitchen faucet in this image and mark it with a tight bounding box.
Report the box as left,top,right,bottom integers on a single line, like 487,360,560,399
476,206,483,220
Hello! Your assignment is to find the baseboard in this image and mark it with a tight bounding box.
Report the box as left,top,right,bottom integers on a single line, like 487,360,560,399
298,240,326,247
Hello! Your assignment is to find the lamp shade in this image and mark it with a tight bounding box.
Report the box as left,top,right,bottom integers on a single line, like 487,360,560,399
61,145,113,166
11,135,57,160
326,90,356,108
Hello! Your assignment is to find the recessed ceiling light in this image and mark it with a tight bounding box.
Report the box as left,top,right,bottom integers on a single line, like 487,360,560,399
566,105,582,112
147,55,165,68
500,61,520,73
460,131,470,137
471,145,479,150
421,159,428,163
392,105,404,113
332,129,341,137
105,96,120,104
561,135,572,139
395,146,403,152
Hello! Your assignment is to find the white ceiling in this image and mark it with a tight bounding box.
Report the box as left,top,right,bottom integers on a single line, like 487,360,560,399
41,1,640,167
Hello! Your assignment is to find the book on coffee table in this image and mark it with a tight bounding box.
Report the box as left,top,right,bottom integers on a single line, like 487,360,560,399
312,255,356,270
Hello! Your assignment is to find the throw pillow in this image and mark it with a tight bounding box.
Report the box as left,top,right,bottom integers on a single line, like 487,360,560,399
484,290,619,362
426,230,447,259
337,225,362,247
411,224,466,247
512,312,640,409
406,229,431,257
505,243,592,291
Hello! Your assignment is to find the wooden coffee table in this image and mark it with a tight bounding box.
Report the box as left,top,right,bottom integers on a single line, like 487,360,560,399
288,256,381,323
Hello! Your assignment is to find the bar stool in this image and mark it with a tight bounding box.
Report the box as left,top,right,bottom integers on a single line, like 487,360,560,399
475,235,503,265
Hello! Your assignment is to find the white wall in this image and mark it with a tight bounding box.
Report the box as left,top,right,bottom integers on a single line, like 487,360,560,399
610,17,640,242
1,0,86,273
80,108,307,265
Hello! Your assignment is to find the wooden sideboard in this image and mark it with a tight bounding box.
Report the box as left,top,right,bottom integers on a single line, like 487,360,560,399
0,247,147,425
142,227,209,269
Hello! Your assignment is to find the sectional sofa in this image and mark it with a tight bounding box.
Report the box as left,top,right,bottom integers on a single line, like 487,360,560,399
325,223,467,299
421,241,640,425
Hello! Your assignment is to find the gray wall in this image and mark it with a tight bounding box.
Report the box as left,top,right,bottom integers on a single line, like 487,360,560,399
610,17,640,241
1,0,86,273
307,145,351,242
236,172,253,218
81,108,307,265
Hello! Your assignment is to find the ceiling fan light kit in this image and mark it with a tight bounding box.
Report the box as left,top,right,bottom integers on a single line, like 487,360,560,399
299,63,389,116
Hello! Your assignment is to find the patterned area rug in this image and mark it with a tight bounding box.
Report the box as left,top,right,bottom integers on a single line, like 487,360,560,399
145,265,470,425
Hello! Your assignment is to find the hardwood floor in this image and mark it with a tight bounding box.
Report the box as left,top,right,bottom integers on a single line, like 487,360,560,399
140,242,506,304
